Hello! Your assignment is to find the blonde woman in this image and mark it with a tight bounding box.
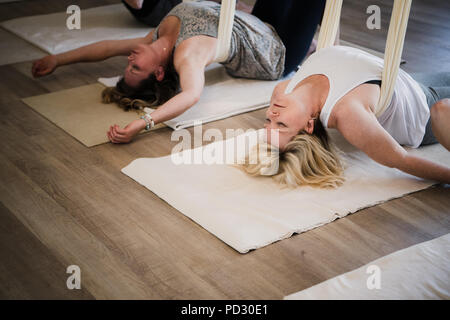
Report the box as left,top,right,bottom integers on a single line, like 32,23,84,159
242,45,450,188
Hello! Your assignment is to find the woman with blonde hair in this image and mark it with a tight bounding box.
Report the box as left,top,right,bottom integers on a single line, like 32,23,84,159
241,45,450,188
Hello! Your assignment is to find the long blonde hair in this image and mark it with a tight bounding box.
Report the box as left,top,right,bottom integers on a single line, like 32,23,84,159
240,121,345,188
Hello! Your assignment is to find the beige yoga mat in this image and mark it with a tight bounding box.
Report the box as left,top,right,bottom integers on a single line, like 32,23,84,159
22,83,165,147
285,233,450,299
121,129,450,253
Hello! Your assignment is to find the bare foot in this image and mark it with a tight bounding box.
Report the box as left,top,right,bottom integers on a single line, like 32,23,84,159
124,0,144,10
237,1,253,14
211,0,253,14
307,38,318,57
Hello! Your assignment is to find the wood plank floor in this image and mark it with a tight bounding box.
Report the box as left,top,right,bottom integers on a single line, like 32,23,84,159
0,0,449,299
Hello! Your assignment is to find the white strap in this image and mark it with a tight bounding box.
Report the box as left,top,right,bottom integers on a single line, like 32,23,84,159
376,0,411,117
286,0,411,118
316,0,343,51
213,0,236,63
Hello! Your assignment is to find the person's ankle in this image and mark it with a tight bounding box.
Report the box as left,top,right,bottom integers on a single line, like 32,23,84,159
124,0,144,10
236,1,253,14
307,39,318,57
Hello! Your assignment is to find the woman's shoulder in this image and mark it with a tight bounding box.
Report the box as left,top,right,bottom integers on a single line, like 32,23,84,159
330,84,380,128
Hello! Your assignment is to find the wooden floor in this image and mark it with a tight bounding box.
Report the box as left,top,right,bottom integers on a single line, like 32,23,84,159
0,0,449,299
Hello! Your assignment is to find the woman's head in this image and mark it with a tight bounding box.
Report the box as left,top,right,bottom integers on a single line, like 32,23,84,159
124,44,163,87
102,44,180,110
241,81,345,188
264,81,320,150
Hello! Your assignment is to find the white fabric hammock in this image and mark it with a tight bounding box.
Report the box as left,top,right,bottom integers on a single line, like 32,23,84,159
213,0,236,63
286,0,412,117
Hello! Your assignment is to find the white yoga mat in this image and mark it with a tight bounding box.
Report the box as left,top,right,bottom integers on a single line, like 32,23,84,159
285,233,450,299
0,28,46,66
1,4,151,55
99,63,284,130
121,129,450,253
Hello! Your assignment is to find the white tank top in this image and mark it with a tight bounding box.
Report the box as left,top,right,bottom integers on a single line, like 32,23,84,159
285,46,429,148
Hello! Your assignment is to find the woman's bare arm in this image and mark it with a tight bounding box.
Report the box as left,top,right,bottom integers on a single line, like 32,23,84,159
107,56,206,143
150,58,205,124
32,30,154,77
55,33,154,65
336,101,450,183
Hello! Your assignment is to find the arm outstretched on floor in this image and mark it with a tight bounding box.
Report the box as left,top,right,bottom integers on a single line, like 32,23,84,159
31,31,155,78
107,54,205,143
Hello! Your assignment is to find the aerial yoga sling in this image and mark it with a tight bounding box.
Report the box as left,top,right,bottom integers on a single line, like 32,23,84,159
215,0,413,116
285,0,412,118
213,0,236,63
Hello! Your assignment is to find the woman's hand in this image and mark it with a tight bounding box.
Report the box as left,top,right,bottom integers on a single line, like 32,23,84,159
32,55,58,78
107,119,146,144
